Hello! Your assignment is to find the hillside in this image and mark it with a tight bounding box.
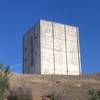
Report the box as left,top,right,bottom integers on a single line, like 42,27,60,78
9,73,100,100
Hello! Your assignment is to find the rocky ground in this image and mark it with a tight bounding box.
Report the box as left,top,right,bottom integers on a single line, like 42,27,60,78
9,73,100,100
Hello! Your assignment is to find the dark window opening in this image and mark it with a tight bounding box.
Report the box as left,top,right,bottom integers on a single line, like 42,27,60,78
34,36,37,40
25,47,27,51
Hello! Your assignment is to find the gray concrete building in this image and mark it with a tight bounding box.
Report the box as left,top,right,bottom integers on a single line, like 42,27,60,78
23,19,81,75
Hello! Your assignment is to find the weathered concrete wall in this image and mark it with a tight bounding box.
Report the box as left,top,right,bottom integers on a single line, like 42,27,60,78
65,25,80,75
23,30,31,73
53,22,67,74
23,23,41,74
40,20,81,75
33,23,41,74
23,19,81,75
40,20,54,74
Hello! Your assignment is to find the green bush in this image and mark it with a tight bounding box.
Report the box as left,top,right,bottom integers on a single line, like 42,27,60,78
0,64,10,100
89,89,100,100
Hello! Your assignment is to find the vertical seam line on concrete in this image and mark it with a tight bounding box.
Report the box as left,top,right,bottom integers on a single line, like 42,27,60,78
39,21,41,74
64,25,68,75
52,22,55,74
23,35,24,73
76,27,81,75
33,26,35,74
29,30,31,73
33,26,36,73
28,31,30,73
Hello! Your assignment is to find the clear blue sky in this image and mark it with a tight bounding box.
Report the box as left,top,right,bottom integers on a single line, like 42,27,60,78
0,0,100,74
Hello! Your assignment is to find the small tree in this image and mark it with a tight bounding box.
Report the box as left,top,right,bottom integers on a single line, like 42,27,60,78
0,64,10,100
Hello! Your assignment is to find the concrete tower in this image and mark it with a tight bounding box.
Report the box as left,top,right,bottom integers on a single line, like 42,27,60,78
23,19,81,75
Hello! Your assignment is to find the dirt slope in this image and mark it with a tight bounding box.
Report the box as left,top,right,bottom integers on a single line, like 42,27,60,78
9,73,100,100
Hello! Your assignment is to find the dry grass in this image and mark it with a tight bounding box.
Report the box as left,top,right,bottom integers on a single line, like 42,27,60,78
8,73,100,100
